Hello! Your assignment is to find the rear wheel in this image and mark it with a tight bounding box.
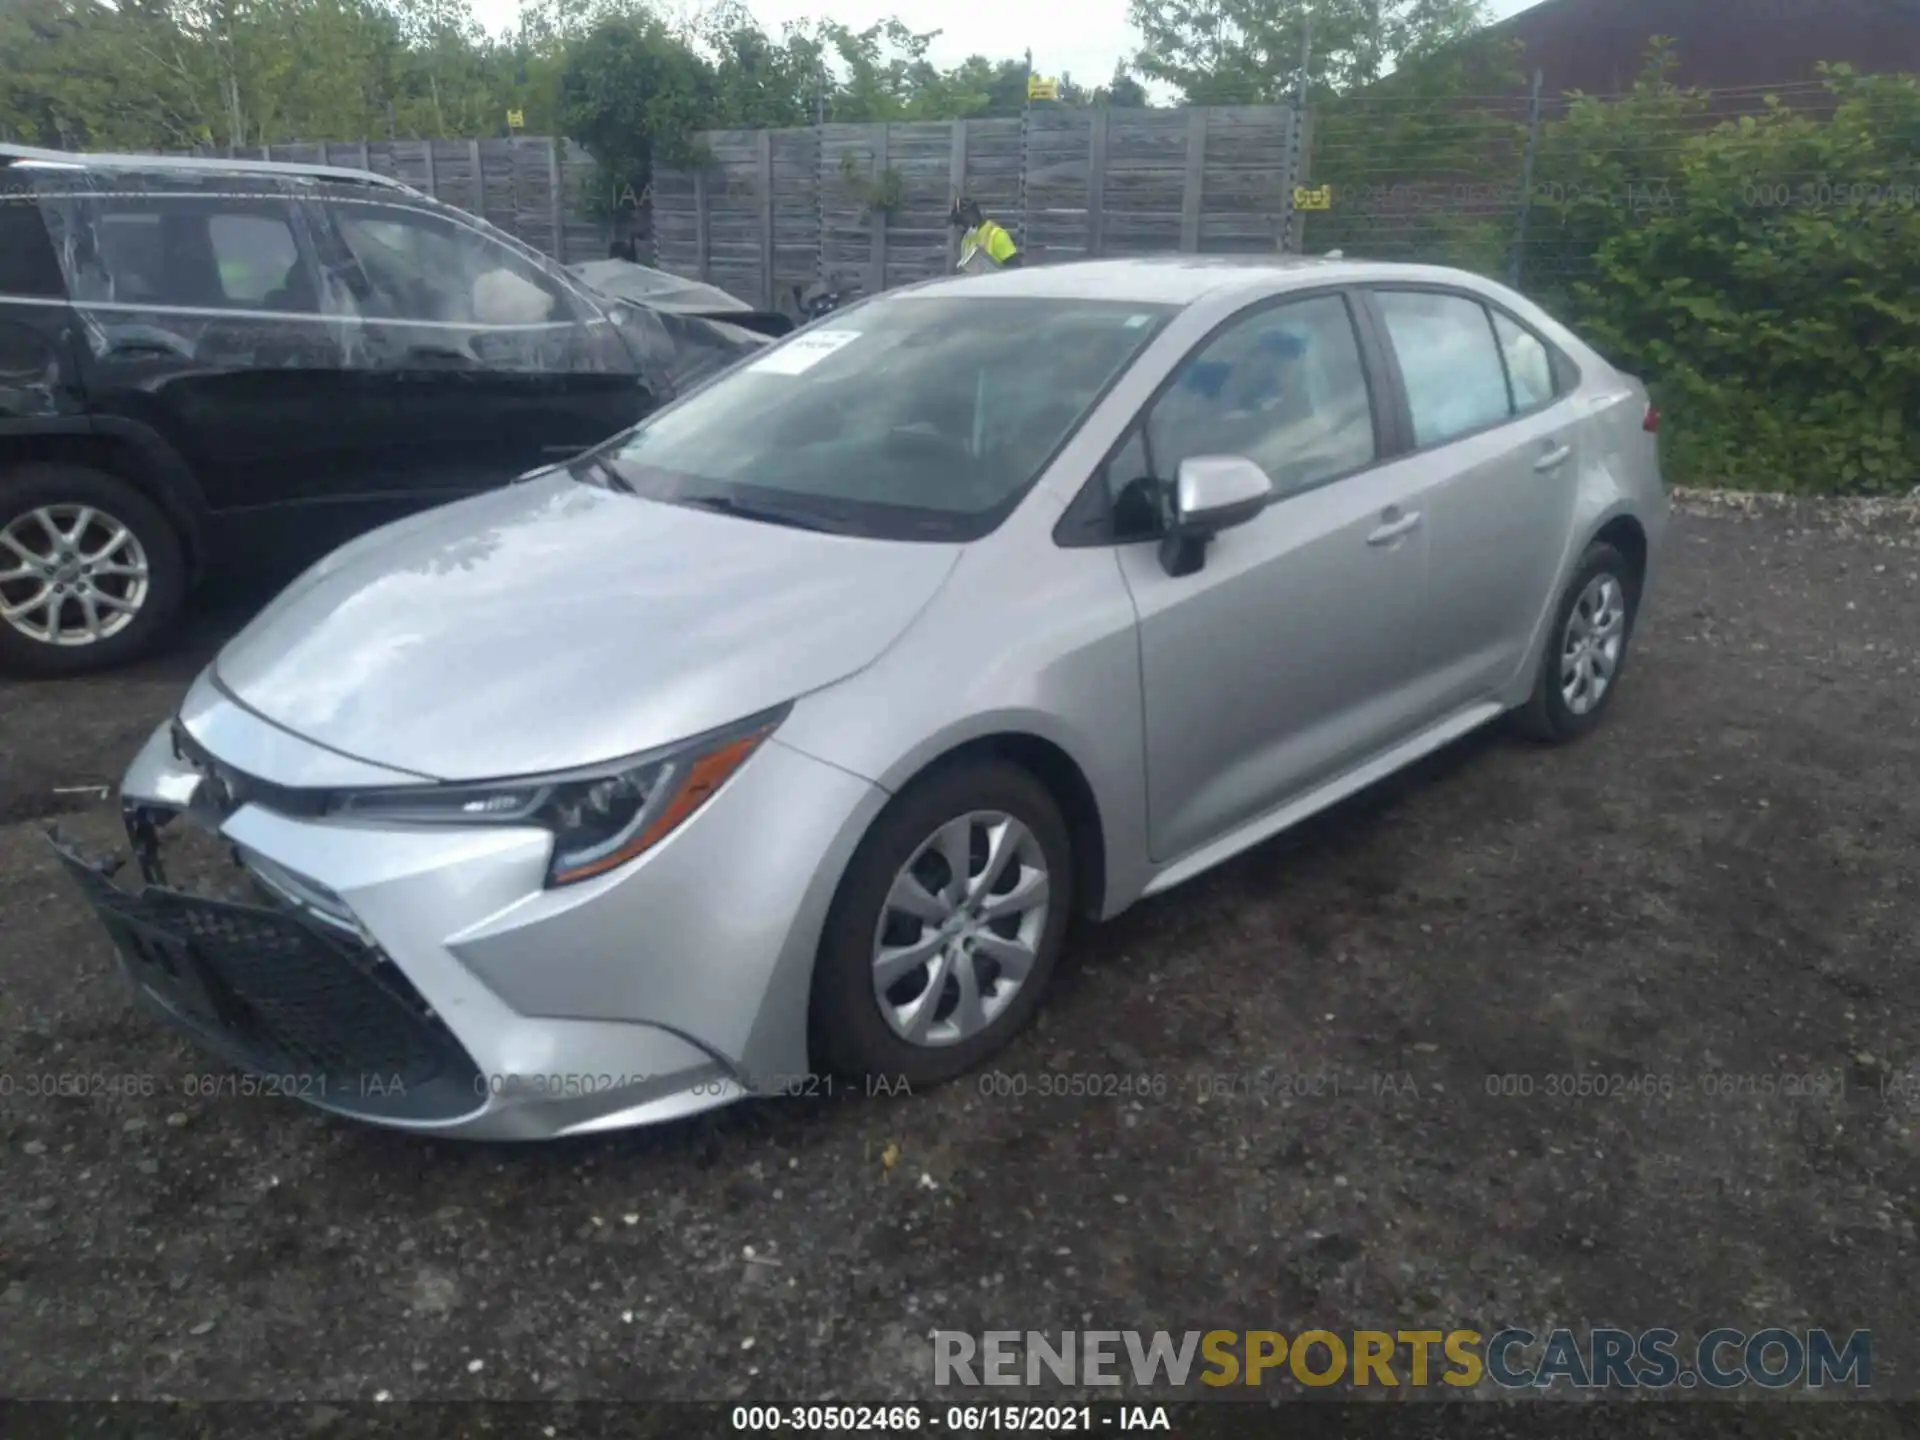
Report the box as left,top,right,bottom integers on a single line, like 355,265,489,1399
809,759,1074,1088
1512,540,1639,743
0,464,185,677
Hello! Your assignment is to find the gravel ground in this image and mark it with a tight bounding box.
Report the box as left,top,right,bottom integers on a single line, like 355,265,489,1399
1,498,1918,1417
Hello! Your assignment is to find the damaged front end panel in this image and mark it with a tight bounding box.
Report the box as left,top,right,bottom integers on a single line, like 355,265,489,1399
48,790,483,1123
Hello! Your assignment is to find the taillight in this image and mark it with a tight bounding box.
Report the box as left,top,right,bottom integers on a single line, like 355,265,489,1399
1643,404,1660,433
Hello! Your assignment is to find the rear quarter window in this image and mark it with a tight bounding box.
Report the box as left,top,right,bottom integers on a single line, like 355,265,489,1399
0,196,66,299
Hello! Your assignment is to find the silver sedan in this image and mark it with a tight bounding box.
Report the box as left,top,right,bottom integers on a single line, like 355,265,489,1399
56,256,1667,1139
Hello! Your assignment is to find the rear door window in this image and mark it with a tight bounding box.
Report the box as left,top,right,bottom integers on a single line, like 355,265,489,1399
1372,289,1514,447
208,212,307,308
50,196,317,313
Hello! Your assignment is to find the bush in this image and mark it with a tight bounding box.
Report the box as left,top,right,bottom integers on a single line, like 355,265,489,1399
1533,60,1920,494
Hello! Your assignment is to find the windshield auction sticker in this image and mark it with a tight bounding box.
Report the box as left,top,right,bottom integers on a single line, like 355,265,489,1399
751,329,860,375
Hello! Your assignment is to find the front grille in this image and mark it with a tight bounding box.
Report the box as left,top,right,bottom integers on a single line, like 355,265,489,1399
54,837,481,1122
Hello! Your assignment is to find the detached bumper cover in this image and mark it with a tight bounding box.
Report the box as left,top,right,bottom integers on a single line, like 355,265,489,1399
50,824,484,1123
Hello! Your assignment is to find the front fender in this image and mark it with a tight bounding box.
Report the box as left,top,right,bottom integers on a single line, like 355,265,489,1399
775,541,1154,920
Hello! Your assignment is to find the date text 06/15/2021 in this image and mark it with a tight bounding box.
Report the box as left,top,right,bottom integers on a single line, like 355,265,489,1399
729,1406,1171,1432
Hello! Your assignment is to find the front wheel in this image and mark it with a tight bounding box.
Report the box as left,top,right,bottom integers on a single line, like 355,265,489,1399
0,464,186,677
809,759,1074,1088
1511,540,1639,743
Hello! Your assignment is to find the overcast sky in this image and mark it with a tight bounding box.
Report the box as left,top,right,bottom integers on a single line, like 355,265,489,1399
473,0,1544,90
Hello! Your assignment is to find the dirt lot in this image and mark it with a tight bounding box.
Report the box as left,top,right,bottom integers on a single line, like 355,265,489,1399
2,497,1919,1419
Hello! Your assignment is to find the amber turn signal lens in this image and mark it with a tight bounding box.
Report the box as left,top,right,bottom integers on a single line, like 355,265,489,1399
549,727,774,885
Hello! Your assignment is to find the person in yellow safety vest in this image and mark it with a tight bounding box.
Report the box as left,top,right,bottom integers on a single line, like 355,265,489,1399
951,197,1022,273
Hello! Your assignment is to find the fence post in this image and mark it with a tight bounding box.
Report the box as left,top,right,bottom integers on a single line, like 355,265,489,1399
1018,49,1034,253
1086,108,1109,258
422,141,437,201
868,124,890,296
757,129,774,309
694,167,711,282
946,120,968,272
1180,108,1208,252
813,61,828,301
468,139,483,218
358,140,371,172
1282,20,1314,253
543,140,564,262
1509,68,1545,289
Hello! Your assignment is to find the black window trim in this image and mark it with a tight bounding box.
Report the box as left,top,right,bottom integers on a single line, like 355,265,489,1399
1353,282,1580,463
1054,284,1396,549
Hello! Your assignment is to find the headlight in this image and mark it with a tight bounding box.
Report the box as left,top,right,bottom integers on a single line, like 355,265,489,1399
327,706,787,886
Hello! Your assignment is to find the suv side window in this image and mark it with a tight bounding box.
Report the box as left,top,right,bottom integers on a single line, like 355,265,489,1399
318,198,602,373
1372,289,1512,447
323,200,573,329
1102,293,1376,541
0,197,65,299
52,197,316,312
208,213,305,307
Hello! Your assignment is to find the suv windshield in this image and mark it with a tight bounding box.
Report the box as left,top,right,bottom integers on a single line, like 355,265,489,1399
596,295,1174,540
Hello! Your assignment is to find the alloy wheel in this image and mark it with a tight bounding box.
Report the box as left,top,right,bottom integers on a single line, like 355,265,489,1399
871,811,1051,1047
1560,571,1626,717
0,504,151,647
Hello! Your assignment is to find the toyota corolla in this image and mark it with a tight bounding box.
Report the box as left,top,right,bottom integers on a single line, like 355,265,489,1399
53,256,1666,1139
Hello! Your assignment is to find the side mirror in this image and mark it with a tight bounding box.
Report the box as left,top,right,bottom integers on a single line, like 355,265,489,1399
1158,455,1274,577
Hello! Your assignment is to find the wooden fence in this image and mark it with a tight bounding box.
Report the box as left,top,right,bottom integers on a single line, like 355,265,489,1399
651,105,1310,309
159,136,612,263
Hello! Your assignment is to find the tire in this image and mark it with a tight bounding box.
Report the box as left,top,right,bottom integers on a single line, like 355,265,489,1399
809,758,1075,1088
1511,540,1640,743
0,464,186,677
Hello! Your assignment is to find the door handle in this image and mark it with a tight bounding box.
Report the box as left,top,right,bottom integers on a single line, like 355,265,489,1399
1534,442,1572,472
1366,511,1421,546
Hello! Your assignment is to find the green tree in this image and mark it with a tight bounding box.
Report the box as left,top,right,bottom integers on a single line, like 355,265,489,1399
1093,65,1151,109
1554,63,1920,493
0,0,520,148
699,5,823,129
553,12,714,202
1304,26,1528,270
1128,0,1488,105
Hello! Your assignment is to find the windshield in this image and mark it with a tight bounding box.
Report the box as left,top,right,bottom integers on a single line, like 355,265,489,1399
596,295,1174,541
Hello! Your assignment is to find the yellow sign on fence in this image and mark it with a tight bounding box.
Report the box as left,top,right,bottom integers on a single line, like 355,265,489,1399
1292,184,1332,211
506,108,525,129
1027,75,1059,101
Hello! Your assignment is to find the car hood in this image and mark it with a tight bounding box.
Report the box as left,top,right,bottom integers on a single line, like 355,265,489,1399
212,475,963,782
610,304,768,394
571,259,753,313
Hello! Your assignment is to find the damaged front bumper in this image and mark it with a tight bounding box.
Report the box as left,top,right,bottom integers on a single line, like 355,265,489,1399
49,814,486,1124
47,709,763,1139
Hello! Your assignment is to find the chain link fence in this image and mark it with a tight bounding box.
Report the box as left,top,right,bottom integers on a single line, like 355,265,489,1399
1296,75,1905,308
1294,66,1920,492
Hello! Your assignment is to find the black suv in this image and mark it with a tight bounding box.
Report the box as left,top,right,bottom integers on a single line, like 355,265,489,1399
0,144,764,675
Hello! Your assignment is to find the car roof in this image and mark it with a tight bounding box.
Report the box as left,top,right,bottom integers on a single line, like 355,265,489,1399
0,142,416,194
894,254,1517,307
